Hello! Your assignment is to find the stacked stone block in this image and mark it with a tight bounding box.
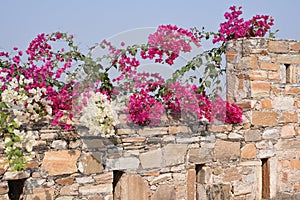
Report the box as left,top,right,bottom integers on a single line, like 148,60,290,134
0,38,299,200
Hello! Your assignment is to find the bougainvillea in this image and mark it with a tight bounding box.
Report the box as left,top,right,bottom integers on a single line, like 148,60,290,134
0,5,274,171
213,6,274,43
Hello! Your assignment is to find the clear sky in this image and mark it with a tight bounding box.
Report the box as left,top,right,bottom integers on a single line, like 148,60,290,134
1,0,300,52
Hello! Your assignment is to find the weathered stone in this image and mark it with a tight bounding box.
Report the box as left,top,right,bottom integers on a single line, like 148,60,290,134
176,136,199,143
198,167,212,184
281,112,298,123
281,125,296,138
186,169,196,200
55,176,74,185
228,133,243,140
79,184,112,195
262,128,280,140
121,137,146,143
138,127,168,136
163,144,188,166
82,138,106,150
188,148,212,164
290,159,300,170
214,141,240,161
275,139,300,151
208,125,232,133
252,111,278,126
26,188,55,200
41,150,80,176
76,176,94,184
140,149,162,169
40,133,57,140
233,183,252,196
151,184,176,200
256,140,273,149
51,140,67,149
260,62,279,71
116,129,136,135
251,81,270,97
244,130,261,142
0,182,8,195
272,96,295,110
106,157,139,170
196,184,206,200
79,153,103,174
93,172,113,184
249,70,268,80
268,41,289,53
150,173,172,185
274,54,300,64
168,126,191,134
60,183,79,196
223,167,241,182
56,197,74,200
114,174,149,200
257,149,275,158
241,144,257,159
206,184,231,200
2,171,30,181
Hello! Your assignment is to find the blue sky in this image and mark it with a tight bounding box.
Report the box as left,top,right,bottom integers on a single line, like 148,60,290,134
1,0,300,52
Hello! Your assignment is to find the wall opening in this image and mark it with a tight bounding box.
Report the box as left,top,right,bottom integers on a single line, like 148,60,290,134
8,179,26,200
113,170,124,200
262,158,270,199
285,64,291,83
196,164,205,200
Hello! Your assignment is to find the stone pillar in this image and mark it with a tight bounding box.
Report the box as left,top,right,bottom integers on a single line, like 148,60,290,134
226,38,300,199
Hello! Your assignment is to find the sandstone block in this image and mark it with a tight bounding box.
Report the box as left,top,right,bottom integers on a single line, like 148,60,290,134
114,174,149,200
151,184,176,200
268,41,289,53
284,87,300,95
291,42,300,51
257,149,275,158
260,62,279,71
251,81,270,97
262,128,280,140
244,130,261,142
249,70,268,80
140,149,162,169
41,150,80,176
214,141,240,162
188,148,212,164
281,125,296,138
290,159,300,170
26,188,55,200
272,96,295,110
241,144,257,159
106,157,139,170
163,144,188,166
274,55,300,64
187,169,196,200
93,172,113,184
252,111,278,126
79,184,112,195
55,177,74,185
60,183,79,196
0,182,8,195
79,153,103,174
223,167,241,182
281,112,299,123
261,98,272,109
168,126,191,134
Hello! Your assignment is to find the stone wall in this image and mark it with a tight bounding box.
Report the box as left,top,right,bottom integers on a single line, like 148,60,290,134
0,38,299,200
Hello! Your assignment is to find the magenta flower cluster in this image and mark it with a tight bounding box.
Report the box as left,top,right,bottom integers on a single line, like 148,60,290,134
213,6,274,43
0,33,79,130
